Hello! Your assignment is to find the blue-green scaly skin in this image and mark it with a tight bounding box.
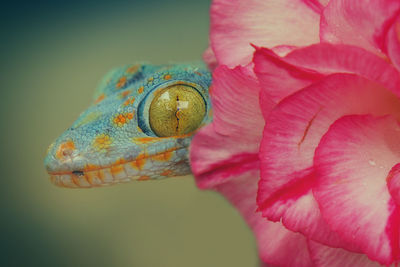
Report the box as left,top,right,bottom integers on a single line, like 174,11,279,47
44,63,212,188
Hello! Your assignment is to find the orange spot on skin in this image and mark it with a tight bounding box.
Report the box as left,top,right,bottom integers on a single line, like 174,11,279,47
123,96,135,106
163,74,171,80
151,148,175,162
116,76,127,88
138,175,150,181
114,158,127,165
119,115,126,123
161,170,173,177
126,65,139,74
121,90,131,98
56,140,76,159
126,112,134,120
194,71,203,76
93,134,112,151
110,164,124,175
147,77,154,82
113,113,134,126
95,94,105,104
138,86,144,94
130,152,147,170
85,164,100,171
132,137,161,144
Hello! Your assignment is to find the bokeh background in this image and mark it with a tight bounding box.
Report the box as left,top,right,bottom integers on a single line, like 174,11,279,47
0,0,259,266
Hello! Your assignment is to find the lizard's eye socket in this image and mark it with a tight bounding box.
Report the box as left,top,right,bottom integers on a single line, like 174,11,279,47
149,85,206,137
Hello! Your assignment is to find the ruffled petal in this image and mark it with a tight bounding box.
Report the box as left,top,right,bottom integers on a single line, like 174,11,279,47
314,115,400,264
258,74,400,247
210,0,321,67
309,240,385,267
190,65,265,188
190,124,260,188
320,0,400,54
284,43,400,97
215,171,313,267
386,17,400,72
254,44,400,106
260,185,352,249
253,47,323,105
210,65,267,136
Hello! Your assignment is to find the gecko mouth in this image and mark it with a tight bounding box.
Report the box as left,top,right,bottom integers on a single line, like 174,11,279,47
47,147,188,188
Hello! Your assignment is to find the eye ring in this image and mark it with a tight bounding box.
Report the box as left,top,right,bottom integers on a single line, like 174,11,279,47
137,82,208,137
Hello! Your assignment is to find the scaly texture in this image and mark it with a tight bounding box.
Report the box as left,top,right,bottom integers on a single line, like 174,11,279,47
44,63,212,188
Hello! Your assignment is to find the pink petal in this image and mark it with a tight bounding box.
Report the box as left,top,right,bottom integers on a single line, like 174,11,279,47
190,124,260,188
309,240,385,267
210,65,267,136
320,0,400,54
210,0,321,67
215,171,313,267
386,17,400,72
284,43,400,97
254,44,400,105
314,115,400,264
260,185,353,250
258,74,400,247
190,65,266,188
253,47,323,105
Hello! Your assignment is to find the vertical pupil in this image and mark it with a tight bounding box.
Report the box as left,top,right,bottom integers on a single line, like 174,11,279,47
175,95,180,132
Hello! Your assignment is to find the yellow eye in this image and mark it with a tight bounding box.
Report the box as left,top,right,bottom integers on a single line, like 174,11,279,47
149,84,206,137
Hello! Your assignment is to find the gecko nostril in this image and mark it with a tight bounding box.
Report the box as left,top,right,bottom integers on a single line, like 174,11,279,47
56,140,76,160
62,149,73,157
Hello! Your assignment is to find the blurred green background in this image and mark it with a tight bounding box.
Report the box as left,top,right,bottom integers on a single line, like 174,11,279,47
0,0,258,266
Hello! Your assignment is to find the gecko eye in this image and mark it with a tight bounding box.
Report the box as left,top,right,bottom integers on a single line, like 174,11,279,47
149,84,206,137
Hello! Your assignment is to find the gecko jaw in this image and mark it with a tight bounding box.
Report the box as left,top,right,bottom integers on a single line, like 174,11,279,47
47,147,189,188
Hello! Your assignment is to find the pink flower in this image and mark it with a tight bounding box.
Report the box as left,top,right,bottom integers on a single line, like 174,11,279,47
191,0,400,266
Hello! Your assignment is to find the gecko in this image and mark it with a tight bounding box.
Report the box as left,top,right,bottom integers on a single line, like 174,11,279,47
44,63,212,188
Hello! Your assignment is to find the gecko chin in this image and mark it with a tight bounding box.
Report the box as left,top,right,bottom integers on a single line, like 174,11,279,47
46,146,191,188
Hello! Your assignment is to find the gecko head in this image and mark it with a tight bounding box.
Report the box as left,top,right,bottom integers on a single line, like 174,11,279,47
44,63,212,188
